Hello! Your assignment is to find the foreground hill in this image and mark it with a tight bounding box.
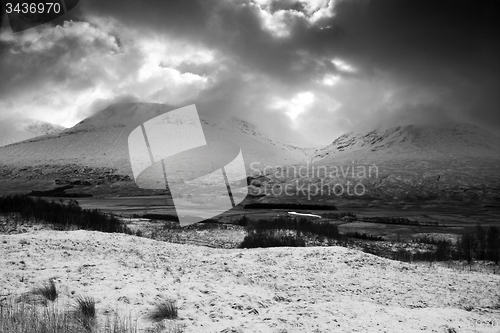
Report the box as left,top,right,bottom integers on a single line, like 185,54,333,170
0,118,65,148
1,230,499,332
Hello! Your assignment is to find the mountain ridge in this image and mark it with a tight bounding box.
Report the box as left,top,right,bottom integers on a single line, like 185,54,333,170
0,118,65,148
312,122,500,163
0,103,311,195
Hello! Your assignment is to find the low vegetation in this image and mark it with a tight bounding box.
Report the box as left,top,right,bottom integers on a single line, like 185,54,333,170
73,294,96,331
28,185,92,198
240,230,306,248
0,195,132,234
34,279,58,302
238,216,384,248
362,216,439,226
235,215,500,268
244,216,340,239
148,300,178,322
0,298,138,333
243,203,337,210
409,225,500,264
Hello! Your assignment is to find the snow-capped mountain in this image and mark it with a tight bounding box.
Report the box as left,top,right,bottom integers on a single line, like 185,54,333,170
0,118,65,148
0,103,312,195
251,123,500,205
1,107,499,204
312,123,500,163
0,103,310,172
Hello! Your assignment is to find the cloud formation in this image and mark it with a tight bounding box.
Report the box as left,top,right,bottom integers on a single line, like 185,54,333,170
0,0,498,145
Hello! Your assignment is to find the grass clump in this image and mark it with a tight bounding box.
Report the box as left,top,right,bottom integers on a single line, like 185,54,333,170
0,298,138,333
33,279,58,302
148,300,178,322
74,294,96,319
73,294,96,331
0,300,77,333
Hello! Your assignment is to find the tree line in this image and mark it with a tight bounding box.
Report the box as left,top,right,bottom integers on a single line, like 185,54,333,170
398,224,500,264
0,195,131,234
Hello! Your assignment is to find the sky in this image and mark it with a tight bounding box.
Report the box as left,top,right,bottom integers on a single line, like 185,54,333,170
0,0,499,146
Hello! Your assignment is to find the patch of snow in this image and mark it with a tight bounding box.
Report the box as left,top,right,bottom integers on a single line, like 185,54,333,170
1,230,499,332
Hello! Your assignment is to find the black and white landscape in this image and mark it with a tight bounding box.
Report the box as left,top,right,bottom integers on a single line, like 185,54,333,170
1,1,500,332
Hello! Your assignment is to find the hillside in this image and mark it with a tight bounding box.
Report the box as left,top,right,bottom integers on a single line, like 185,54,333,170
0,118,65,148
1,229,499,332
312,123,500,162
1,112,499,205
0,103,309,172
0,103,310,195
249,123,500,205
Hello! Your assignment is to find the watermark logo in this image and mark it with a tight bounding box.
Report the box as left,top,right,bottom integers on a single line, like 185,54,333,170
127,104,248,226
4,0,79,33
248,162,379,200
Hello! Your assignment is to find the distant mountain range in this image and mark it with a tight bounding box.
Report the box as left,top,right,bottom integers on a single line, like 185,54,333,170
0,103,311,171
0,118,65,148
0,103,499,206
0,103,311,195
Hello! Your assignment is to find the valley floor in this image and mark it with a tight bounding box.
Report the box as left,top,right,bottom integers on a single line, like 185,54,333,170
1,230,500,333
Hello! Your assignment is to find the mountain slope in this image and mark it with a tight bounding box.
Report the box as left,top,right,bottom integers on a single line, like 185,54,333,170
0,118,65,148
312,123,500,163
0,103,311,195
251,123,500,205
0,103,309,172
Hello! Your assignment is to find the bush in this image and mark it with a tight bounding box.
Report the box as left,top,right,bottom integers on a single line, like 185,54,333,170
246,216,340,240
344,232,384,241
240,230,306,248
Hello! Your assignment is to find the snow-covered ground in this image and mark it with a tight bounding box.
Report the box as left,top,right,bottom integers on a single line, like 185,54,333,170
1,230,499,332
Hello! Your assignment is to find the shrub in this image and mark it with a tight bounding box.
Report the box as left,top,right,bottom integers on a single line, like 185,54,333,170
235,215,249,226
344,232,384,241
240,230,306,248
148,300,178,322
246,216,340,240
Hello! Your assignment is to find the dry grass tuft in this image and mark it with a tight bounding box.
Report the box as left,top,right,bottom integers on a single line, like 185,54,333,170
148,300,178,322
33,279,58,302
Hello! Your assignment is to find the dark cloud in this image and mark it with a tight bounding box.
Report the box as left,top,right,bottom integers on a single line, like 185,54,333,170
79,0,500,132
329,0,500,131
0,0,498,144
